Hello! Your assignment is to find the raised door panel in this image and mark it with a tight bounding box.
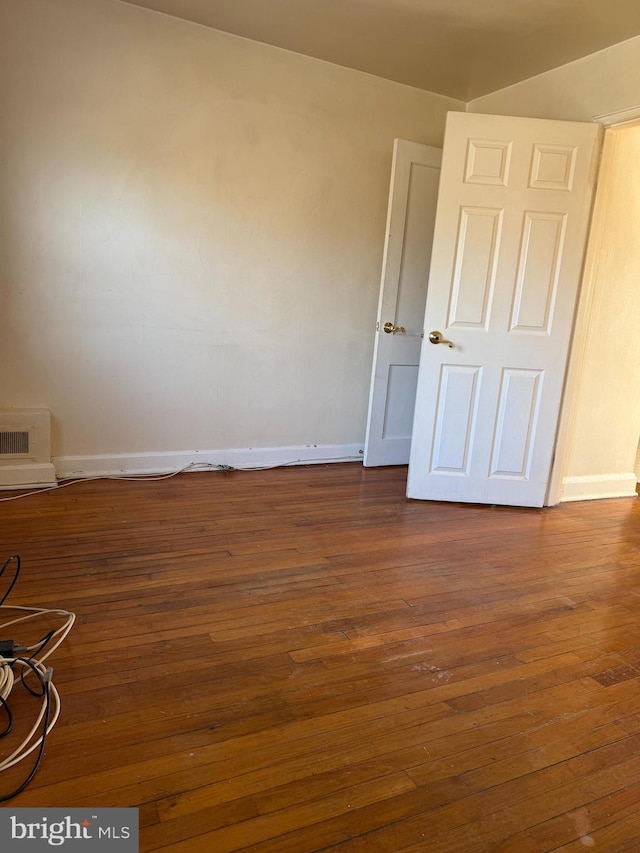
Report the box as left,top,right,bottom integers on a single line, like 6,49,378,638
382,364,419,441
394,161,440,328
447,207,502,329
510,212,567,334
489,368,544,479
430,365,482,474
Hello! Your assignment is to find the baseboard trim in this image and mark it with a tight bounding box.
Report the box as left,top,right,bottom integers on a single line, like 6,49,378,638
560,472,638,502
54,444,364,479
0,463,57,490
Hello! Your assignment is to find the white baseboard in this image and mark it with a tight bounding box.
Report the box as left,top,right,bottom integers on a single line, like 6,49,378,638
0,463,57,490
560,472,638,502
54,444,364,479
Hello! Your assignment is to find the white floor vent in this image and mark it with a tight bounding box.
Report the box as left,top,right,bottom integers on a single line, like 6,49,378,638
0,409,57,489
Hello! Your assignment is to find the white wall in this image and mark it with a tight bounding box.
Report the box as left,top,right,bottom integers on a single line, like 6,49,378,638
468,35,640,121
469,38,640,501
0,0,462,472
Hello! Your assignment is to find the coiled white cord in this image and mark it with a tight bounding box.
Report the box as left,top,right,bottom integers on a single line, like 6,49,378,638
0,660,60,771
0,604,75,791
0,607,76,664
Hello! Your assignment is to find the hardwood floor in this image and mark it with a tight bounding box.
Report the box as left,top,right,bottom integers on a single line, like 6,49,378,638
0,463,639,851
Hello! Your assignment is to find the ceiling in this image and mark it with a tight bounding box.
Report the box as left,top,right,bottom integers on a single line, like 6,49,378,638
119,0,640,101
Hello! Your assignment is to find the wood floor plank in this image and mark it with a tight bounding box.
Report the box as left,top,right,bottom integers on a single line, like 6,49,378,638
0,464,638,851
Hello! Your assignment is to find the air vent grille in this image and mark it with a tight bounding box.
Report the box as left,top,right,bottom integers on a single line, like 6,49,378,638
0,431,30,456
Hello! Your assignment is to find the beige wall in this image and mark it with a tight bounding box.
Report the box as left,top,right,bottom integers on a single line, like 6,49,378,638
468,35,640,121
561,124,640,491
0,0,462,467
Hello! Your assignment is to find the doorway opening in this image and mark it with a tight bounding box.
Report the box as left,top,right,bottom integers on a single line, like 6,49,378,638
551,118,640,502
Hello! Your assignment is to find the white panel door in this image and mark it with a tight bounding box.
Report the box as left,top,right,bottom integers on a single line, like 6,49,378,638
364,139,441,466
407,112,601,507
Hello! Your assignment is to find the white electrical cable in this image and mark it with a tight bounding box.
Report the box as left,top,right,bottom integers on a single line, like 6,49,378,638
0,456,361,503
0,603,74,788
0,463,214,503
0,607,76,663
0,663,14,701
0,661,60,771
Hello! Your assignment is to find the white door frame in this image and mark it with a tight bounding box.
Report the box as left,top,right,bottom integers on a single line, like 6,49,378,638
545,104,640,505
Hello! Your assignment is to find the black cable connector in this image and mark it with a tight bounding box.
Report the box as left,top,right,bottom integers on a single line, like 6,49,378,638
0,641,28,659
0,554,74,801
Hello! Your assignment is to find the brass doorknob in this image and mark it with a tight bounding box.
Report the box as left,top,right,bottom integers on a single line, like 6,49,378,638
383,321,405,334
428,330,455,348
